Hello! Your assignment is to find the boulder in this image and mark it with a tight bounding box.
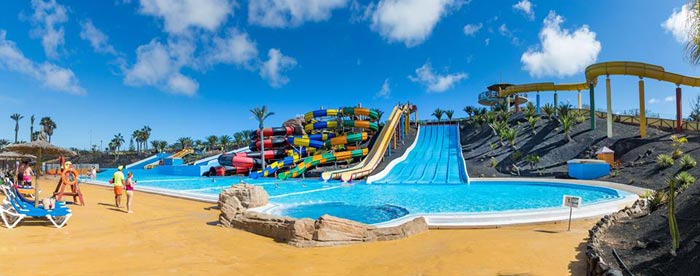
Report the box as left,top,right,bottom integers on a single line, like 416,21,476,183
312,215,375,242
219,196,244,225
371,217,428,241
232,211,296,242
290,218,315,242
220,184,268,208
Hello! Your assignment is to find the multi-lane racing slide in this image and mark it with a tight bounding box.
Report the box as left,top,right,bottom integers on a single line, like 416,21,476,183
367,125,469,184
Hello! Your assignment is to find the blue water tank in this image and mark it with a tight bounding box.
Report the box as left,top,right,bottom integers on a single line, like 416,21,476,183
567,159,610,180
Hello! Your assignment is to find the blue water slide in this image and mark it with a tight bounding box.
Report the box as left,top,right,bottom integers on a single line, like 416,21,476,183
369,125,468,184
125,153,170,170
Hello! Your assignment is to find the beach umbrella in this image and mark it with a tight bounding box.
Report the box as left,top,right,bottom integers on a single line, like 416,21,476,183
3,140,77,207
0,151,37,160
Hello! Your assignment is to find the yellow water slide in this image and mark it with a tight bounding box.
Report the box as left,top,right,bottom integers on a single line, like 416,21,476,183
321,104,408,182
497,61,700,138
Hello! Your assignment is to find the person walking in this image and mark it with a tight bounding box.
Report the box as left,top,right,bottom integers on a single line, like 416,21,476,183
111,166,125,208
90,166,97,181
125,171,136,213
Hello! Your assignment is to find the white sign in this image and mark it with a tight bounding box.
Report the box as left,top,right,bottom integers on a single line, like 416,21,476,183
563,195,582,208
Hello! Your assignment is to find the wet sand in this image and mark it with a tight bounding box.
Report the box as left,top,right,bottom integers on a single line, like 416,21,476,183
1,182,594,275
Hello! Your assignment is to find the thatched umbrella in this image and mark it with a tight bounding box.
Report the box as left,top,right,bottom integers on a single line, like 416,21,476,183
3,140,77,207
0,151,37,160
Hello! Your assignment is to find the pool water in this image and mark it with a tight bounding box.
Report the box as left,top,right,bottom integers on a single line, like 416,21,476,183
98,170,628,224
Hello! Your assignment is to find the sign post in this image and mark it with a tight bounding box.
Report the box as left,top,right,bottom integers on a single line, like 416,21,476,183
563,195,582,231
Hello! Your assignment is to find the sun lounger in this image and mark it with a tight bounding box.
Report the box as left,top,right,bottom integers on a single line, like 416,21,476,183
0,185,72,229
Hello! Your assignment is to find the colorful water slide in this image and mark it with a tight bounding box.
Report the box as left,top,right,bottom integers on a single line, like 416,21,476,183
144,148,194,169
249,155,302,178
192,146,249,166
304,120,378,133
278,148,368,180
497,61,700,138
321,105,407,182
256,127,294,137
367,125,468,184
304,108,379,121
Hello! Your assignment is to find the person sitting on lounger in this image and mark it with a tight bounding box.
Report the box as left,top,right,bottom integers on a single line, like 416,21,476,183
21,162,33,189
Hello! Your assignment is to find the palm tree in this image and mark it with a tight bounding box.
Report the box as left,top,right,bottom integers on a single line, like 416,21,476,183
150,140,160,152
132,130,142,152
234,132,244,148
206,135,218,153
559,114,575,142
541,104,555,121
250,105,275,168
432,108,443,121
10,113,23,143
371,108,384,122
686,1,700,64
219,135,232,151
445,109,454,121
140,126,151,151
40,117,57,143
158,140,168,152
29,115,35,141
111,133,125,153
0,139,10,148
177,137,193,150
463,106,474,118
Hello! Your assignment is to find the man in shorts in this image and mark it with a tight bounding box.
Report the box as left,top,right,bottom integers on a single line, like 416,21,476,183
112,166,125,208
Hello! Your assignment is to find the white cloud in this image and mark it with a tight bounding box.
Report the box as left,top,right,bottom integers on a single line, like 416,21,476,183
0,30,84,94
665,96,675,102
521,11,601,78
513,0,534,20
375,78,391,99
484,38,490,46
408,62,467,93
648,98,658,104
370,0,463,47
249,0,348,28
662,3,692,43
260,48,297,88
123,39,198,95
498,24,509,36
29,0,68,59
80,20,118,55
206,29,258,68
463,23,482,36
138,0,233,34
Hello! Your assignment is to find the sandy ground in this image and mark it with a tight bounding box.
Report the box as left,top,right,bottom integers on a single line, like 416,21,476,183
1,181,595,276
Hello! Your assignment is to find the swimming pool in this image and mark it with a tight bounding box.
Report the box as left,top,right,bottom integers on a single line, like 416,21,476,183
96,170,641,226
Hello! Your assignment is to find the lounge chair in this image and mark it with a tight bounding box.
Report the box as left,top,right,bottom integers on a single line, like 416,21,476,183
0,185,72,229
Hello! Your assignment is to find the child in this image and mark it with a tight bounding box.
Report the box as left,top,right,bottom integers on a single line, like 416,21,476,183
125,171,136,213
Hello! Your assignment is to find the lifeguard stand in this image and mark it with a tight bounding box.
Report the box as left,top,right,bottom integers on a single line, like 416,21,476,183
53,157,85,205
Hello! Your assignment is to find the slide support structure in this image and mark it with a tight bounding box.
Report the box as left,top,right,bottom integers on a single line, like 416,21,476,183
554,92,558,115
638,78,647,138
677,86,683,133
577,90,582,109
536,92,541,114
589,82,596,131
515,94,520,112
606,76,613,138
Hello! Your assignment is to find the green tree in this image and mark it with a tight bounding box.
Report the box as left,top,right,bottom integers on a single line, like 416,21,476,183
685,1,700,64
111,133,125,153
219,135,232,151
0,139,10,148
250,105,275,168
141,126,151,150
432,108,443,121
234,132,244,148
371,108,384,122
177,137,193,150
541,103,555,120
463,106,475,118
559,114,575,142
150,140,161,152
29,115,35,141
40,117,57,143
159,140,168,152
10,113,23,143
445,109,454,120
206,135,218,153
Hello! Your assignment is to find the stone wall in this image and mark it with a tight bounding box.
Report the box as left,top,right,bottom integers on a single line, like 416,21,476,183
218,184,428,247
586,199,650,276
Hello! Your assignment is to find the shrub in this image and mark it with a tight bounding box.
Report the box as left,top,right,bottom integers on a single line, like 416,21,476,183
649,190,668,211
657,154,675,168
489,157,497,167
575,114,586,123
503,127,518,148
680,155,697,170
671,135,687,159
524,154,541,169
559,114,575,142
524,102,537,118
675,171,696,191
672,149,684,159
527,116,539,134
541,103,555,120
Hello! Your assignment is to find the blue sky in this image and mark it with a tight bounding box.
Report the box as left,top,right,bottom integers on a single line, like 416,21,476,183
0,0,697,149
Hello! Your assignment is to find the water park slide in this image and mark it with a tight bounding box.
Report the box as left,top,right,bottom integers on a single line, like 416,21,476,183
367,125,468,184
497,61,700,96
144,148,194,169
278,148,368,180
124,153,168,169
192,146,249,166
321,105,405,182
